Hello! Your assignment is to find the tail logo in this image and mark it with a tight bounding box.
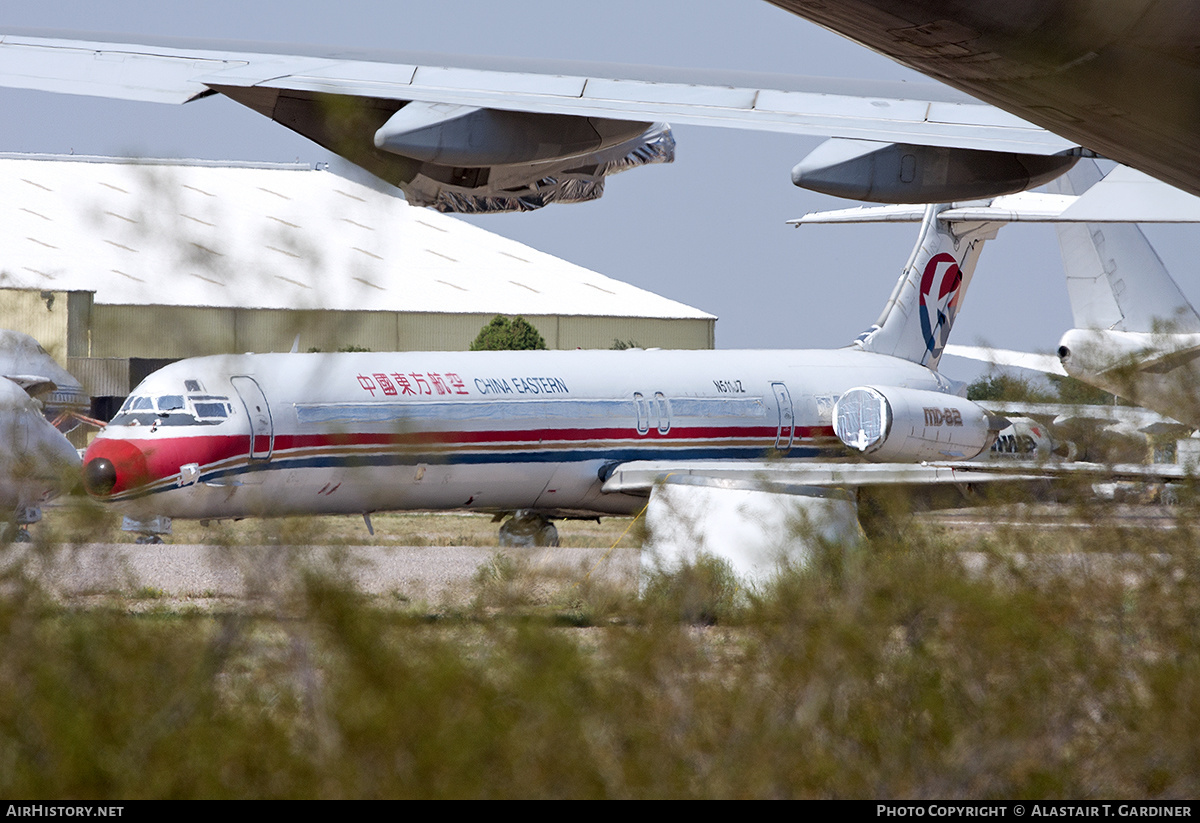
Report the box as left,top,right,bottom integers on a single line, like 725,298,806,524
918,252,963,360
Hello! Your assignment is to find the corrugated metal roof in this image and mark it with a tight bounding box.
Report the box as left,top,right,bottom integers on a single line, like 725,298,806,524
0,154,714,320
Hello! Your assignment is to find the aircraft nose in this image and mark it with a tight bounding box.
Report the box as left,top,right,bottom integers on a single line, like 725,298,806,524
81,438,151,497
83,458,117,496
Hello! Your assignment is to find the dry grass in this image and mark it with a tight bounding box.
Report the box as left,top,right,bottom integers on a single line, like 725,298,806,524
143,510,635,548
2,497,1199,798
34,497,640,548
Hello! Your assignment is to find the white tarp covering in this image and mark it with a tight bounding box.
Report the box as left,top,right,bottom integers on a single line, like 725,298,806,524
644,479,861,585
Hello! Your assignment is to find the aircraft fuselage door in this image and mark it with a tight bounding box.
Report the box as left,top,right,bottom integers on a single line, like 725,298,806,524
771,381,794,452
633,392,650,435
231,376,273,459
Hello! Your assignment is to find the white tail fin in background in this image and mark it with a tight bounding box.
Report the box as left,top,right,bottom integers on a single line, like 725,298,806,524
850,203,999,371
1052,160,1200,334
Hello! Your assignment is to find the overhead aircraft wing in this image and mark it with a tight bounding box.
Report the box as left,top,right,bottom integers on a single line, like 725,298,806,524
0,31,1065,149
0,30,1073,213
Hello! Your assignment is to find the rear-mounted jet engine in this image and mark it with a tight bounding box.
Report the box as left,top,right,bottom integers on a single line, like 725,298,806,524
834,385,1006,462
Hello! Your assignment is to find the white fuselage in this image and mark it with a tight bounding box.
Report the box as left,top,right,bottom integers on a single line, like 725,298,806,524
83,348,957,520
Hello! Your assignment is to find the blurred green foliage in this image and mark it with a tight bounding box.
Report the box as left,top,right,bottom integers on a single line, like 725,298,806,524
3,508,1200,798
967,373,1053,403
1046,373,1120,406
966,371,1118,406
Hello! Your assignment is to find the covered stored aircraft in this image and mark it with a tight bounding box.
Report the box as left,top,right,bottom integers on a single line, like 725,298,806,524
82,205,1014,564
937,162,1200,430
0,330,87,537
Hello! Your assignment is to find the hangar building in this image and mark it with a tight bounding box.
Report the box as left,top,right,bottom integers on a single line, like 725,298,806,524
0,154,715,415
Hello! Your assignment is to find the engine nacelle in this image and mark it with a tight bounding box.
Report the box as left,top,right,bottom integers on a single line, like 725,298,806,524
834,385,1005,462
792,138,1078,203
211,86,674,214
375,102,654,167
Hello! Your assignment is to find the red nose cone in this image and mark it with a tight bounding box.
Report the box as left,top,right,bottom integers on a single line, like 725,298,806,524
82,438,151,497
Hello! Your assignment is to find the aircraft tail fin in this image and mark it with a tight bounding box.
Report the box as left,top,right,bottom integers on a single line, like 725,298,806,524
1051,161,1200,334
850,203,999,371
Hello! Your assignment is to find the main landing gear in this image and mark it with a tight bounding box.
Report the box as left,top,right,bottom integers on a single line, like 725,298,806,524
497,510,560,548
123,515,172,544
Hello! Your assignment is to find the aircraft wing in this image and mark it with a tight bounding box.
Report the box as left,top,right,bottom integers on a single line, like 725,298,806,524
0,30,1072,213
0,31,1064,149
601,458,1192,497
601,460,1043,496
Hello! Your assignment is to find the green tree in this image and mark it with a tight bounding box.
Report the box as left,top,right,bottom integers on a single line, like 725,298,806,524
966,373,1052,403
469,315,548,351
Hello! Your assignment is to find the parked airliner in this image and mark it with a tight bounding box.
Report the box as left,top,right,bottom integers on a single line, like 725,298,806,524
81,204,1009,544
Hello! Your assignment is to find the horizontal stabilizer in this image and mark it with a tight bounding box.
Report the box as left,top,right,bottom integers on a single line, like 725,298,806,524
1134,342,1200,375
789,203,928,224
791,168,1200,226
789,193,1074,225
1060,166,1200,223
943,344,1067,376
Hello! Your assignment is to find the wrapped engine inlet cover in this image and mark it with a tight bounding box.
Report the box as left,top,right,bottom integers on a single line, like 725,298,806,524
833,385,1002,462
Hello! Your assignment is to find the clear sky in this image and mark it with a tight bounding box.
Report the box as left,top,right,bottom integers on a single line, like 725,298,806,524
1,0,1194,381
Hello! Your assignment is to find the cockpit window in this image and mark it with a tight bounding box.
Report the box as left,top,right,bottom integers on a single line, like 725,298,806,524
110,392,233,427
184,380,202,392
193,402,228,419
